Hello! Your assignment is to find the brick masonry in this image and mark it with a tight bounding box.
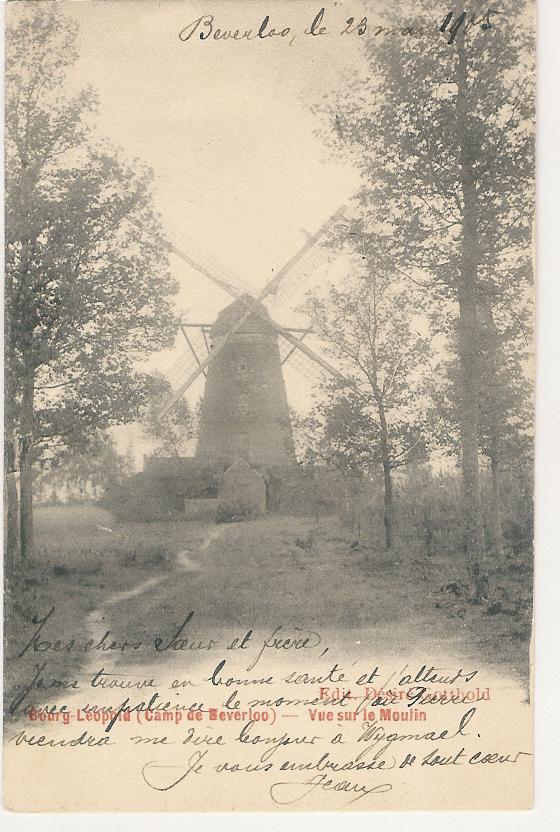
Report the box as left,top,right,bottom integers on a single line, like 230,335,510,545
196,295,296,467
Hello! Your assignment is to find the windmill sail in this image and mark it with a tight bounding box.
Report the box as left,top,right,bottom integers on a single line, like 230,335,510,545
130,206,353,417
154,208,347,415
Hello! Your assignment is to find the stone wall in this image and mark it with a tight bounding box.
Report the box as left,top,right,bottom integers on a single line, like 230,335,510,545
217,460,267,520
110,458,361,523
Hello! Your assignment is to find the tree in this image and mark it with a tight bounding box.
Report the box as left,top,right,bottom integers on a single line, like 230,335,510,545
314,0,534,593
433,304,533,556
33,432,134,503
5,4,179,557
477,299,533,555
304,271,429,549
141,374,195,457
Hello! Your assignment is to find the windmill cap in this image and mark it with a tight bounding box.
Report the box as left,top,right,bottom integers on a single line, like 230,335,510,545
212,294,275,337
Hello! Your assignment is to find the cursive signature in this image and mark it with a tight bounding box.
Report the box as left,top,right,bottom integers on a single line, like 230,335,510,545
269,774,392,805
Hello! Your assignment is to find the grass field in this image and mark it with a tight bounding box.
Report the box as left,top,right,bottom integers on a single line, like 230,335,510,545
4,503,532,724
4,504,179,722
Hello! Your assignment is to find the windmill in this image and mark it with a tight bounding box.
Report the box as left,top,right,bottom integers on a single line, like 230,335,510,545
132,206,354,469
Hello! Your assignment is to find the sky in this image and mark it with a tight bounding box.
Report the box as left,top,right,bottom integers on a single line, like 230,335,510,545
57,0,374,458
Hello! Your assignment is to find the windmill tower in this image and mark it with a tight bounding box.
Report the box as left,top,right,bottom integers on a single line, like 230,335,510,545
196,295,296,467
130,206,358,518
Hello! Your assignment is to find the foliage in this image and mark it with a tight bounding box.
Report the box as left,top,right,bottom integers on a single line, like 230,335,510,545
310,0,534,578
318,0,534,307
303,275,430,474
140,373,195,457
33,433,134,503
431,317,533,464
5,3,179,459
4,3,180,555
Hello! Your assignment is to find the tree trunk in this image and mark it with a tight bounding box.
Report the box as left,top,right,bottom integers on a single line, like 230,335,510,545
4,427,20,556
484,307,504,557
382,459,394,550
5,330,21,556
377,401,394,550
489,451,504,557
456,34,487,600
351,475,361,544
19,368,35,559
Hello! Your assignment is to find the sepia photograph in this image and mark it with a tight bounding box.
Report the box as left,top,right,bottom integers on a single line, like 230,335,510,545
3,0,536,813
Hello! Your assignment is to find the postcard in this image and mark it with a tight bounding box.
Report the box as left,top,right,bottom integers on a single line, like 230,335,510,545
3,0,535,812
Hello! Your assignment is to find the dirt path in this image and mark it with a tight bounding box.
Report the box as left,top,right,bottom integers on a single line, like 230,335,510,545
94,515,503,681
